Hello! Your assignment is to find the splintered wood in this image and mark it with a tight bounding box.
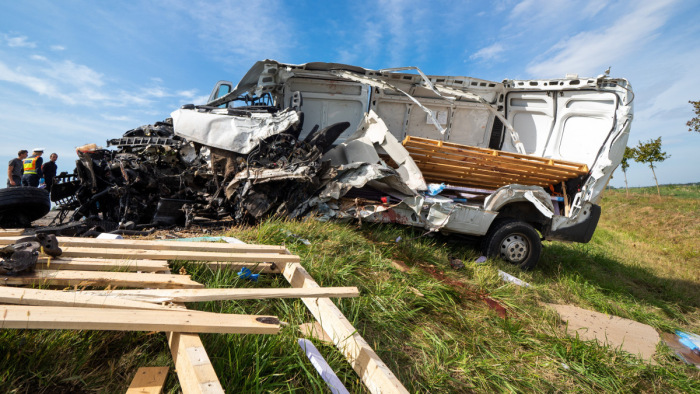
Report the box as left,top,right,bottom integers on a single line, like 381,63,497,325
402,136,589,189
0,235,401,393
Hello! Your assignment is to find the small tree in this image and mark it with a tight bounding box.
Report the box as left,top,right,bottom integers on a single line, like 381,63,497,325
620,146,636,197
634,137,670,196
687,100,700,133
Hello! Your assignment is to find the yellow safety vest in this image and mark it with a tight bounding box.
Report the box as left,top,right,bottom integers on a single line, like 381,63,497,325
23,156,39,174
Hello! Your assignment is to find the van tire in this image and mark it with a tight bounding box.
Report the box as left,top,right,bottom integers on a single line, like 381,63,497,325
482,219,541,270
0,187,50,228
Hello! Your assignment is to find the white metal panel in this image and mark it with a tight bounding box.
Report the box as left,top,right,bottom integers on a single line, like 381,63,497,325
503,93,555,155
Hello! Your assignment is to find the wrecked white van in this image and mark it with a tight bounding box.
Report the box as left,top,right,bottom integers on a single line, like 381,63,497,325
173,60,633,269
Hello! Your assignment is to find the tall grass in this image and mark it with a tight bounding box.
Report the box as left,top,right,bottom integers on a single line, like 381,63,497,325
0,185,698,392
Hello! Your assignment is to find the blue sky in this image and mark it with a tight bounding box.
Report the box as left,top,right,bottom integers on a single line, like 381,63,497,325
1,0,699,188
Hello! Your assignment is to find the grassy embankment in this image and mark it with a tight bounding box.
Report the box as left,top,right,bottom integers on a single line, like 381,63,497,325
0,185,698,393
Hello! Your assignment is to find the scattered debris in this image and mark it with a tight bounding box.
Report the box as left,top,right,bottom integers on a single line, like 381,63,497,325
662,332,700,368
474,256,487,264
0,234,62,275
547,303,660,361
282,229,311,245
498,270,531,287
390,259,411,272
298,338,350,394
449,257,465,270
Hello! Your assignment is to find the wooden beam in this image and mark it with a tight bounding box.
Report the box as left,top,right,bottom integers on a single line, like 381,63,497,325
83,287,361,303
283,263,408,394
126,367,169,394
57,246,300,263
167,332,225,394
0,286,188,311
0,270,204,288
37,257,169,272
0,305,280,334
0,229,24,236
0,236,289,254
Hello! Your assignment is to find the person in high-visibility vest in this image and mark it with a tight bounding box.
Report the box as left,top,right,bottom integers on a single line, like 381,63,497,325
21,148,44,187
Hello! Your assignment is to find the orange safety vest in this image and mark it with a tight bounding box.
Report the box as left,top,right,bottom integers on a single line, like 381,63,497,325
23,156,39,174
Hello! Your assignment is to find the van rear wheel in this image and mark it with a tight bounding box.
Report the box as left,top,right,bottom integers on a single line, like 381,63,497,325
482,219,541,270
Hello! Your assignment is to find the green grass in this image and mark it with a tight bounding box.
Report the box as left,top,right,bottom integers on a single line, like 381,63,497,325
1,185,699,392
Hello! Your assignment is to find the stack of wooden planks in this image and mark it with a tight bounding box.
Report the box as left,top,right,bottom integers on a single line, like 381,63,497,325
402,136,589,189
0,235,406,393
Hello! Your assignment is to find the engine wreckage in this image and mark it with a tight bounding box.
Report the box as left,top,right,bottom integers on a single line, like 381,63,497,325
46,60,633,269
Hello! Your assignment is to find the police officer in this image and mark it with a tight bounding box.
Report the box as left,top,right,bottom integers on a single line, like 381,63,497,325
7,150,28,187
21,148,44,187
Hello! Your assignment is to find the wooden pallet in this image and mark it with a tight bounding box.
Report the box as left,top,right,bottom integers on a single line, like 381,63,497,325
0,236,404,393
402,136,589,189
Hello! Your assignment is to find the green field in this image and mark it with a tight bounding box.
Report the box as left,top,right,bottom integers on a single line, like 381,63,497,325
1,185,699,393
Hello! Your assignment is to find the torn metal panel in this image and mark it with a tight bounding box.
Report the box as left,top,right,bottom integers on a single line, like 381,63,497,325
324,111,427,191
483,185,555,215
171,107,300,154
425,202,497,235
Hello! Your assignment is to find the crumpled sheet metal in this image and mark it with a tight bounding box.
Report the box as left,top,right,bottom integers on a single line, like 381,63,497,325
171,107,300,154
425,202,497,235
324,111,427,191
483,184,555,215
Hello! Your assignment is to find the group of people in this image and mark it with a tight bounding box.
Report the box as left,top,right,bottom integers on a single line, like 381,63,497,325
7,148,58,192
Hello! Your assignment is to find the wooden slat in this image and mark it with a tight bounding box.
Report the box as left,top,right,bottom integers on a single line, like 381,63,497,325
403,136,589,189
0,236,289,254
58,246,299,263
283,262,408,394
167,332,225,394
126,367,169,394
0,270,204,288
0,305,280,334
37,257,169,272
407,144,583,178
83,287,361,303
0,286,188,311
0,229,24,236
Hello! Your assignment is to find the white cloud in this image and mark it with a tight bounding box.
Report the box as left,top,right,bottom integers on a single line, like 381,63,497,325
180,0,294,65
31,55,47,61
177,89,198,99
50,45,65,51
526,0,676,77
470,43,505,61
5,34,36,48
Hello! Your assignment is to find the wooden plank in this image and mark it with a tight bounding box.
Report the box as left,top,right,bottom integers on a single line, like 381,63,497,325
0,270,204,288
83,286,361,303
0,229,24,236
283,263,408,394
0,286,189,311
402,136,589,190
0,305,280,334
0,236,289,254
405,136,588,170
57,246,300,263
407,144,583,178
37,257,169,272
126,367,169,394
167,332,225,394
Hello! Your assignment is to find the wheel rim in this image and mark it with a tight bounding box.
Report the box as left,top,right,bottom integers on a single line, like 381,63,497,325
499,233,530,264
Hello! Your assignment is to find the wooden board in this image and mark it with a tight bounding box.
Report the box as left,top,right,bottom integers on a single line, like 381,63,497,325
0,270,203,288
0,236,289,254
168,332,225,394
0,305,280,334
0,229,24,236
0,286,188,311
82,286,361,303
403,136,588,189
37,257,169,272
283,262,408,394
126,366,169,394
57,246,299,264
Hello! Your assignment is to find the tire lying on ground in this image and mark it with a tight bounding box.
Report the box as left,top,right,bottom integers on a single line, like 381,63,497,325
0,187,50,228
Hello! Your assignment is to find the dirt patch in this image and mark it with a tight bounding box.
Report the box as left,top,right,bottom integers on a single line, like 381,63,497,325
547,303,659,361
